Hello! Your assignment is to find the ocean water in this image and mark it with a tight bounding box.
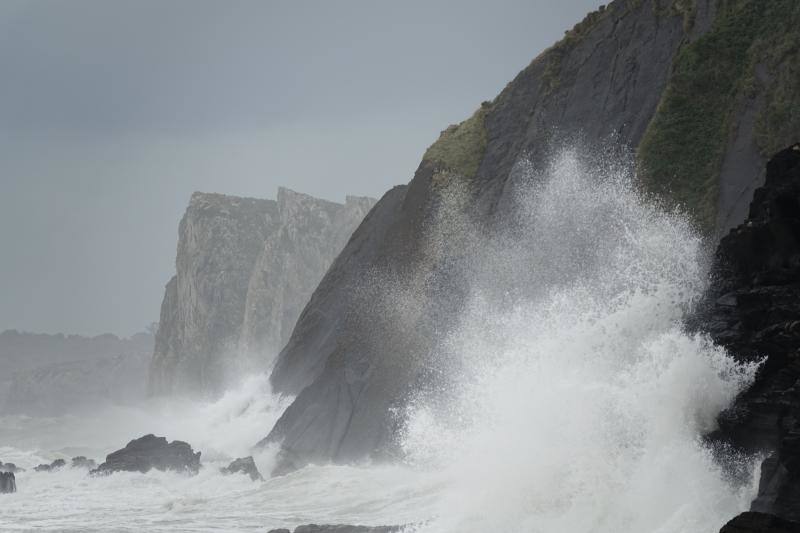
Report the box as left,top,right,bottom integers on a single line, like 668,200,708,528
0,150,761,532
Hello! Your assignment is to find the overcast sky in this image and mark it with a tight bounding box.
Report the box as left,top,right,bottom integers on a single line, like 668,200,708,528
0,0,602,337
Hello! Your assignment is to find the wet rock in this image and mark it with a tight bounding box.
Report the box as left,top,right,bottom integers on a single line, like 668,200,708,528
0,472,16,494
267,526,400,533
719,511,800,532
700,144,800,522
90,434,200,475
220,456,262,481
0,461,22,473
34,458,66,472
70,456,96,469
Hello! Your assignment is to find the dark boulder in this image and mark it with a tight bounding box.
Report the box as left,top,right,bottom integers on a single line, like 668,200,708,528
220,456,262,481
720,512,800,533
90,434,201,475
699,144,800,521
70,456,96,469
0,472,15,494
34,458,66,472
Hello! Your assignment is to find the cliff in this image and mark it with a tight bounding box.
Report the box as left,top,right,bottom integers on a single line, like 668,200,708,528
262,0,800,472
147,189,375,397
701,144,800,525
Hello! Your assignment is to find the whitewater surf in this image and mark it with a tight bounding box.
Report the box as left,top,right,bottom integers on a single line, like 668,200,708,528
0,151,761,532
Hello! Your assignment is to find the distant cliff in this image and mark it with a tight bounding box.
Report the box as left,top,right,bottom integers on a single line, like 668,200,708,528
147,189,374,397
262,0,800,472
0,330,153,415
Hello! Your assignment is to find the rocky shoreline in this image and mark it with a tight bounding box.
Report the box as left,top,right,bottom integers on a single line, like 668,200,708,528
692,144,800,531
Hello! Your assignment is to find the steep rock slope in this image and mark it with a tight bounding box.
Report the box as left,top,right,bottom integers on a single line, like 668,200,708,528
148,190,374,397
263,0,800,471
701,145,800,523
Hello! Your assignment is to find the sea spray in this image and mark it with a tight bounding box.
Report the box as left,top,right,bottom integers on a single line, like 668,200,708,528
0,149,763,532
400,149,761,533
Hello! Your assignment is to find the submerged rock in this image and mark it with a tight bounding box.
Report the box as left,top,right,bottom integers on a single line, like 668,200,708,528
720,511,800,532
268,526,400,533
0,472,15,494
34,458,66,472
220,456,262,481
70,456,96,469
90,434,200,475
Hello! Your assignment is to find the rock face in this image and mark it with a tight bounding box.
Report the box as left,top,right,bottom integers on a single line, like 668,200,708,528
147,189,375,397
700,145,800,522
220,456,262,481
720,512,800,533
90,434,201,475
0,472,15,494
262,0,800,472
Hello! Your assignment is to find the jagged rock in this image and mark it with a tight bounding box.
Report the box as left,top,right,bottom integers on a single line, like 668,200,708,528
267,526,400,533
70,456,96,469
90,434,200,475
220,456,262,481
261,0,799,473
147,189,375,397
0,472,15,494
34,458,66,472
720,512,800,533
698,145,800,522
0,461,22,473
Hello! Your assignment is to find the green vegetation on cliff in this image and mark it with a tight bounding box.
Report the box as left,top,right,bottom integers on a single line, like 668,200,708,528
752,3,800,157
423,102,490,179
638,0,800,231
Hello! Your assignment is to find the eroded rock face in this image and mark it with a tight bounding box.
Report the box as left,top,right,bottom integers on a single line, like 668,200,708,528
147,189,375,397
0,472,15,494
221,456,262,481
698,145,800,522
90,434,200,475
720,512,800,533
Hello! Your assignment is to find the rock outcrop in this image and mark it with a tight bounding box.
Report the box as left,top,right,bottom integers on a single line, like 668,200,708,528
0,461,21,473
70,456,96,470
720,512,800,533
34,459,66,472
700,144,800,523
0,472,15,494
220,456,262,481
148,189,375,397
90,434,200,475
261,0,800,473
